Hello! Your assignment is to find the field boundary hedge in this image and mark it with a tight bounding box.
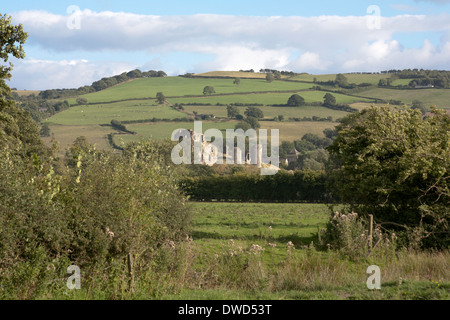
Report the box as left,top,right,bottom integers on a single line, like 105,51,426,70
180,170,329,202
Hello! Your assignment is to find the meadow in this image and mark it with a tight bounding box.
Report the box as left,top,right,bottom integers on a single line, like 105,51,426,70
41,71,450,155
46,100,186,125
115,120,336,145
75,77,314,104
167,90,373,106
50,202,450,300
181,104,349,120
357,87,450,108
291,73,388,85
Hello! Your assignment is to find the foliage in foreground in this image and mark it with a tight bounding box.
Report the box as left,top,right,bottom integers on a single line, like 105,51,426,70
0,138,191,299
327,106,449,249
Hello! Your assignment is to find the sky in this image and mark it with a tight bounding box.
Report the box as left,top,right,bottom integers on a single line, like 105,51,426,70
3,0,450,90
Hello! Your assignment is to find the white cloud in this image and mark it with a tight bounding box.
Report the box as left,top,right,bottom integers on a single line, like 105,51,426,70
7,10,450,89
10,58,136,90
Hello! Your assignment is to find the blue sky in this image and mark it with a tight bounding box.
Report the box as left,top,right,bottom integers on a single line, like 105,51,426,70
3,0,450,89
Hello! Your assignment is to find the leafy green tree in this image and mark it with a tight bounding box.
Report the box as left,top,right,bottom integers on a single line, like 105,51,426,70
244,106,264,119
76,97,88,105
0,14,46,158
411,99,427,114
156,92,166,104
203,86,215,95
233,77,241,86
323,93,337,106
266,73,274,83
235,121,252,131
327,106,450,248
287,94,305,106
273,71,282,80
243,116,260,129
335,73,348,87
40,123,51,137
0,14,27,99
227,105,240,118
277,114,284,121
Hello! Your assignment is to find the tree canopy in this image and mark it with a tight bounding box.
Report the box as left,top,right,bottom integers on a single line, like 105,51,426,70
327,105,450,248
287,94,305,106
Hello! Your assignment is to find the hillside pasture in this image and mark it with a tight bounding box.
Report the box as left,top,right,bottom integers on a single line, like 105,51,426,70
77,77,314,103
181,105,350,120
115,119,336,146
357,87,450,108
168,90,373,106
41,124,114,154
44,100,186,125
292,73,388,85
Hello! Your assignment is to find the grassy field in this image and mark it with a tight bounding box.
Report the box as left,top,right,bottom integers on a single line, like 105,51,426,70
358,87,450,108
194,71,284,79
160,202,449,300
41,124,115,154
77,77,314,103
114,120,336,145
168,90,373,106
45,100,186,125
181,104,349,120
291,73,389,85
39,71,450,153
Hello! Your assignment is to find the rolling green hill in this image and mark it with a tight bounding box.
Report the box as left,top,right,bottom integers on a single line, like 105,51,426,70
41,71,450,154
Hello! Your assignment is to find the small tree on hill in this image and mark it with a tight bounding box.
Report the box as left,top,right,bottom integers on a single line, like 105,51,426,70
323,93,337,106
233,77,241,86
287,94,305,106
244,106,264,119
203,86,215,95
156,92,166,104
266,73,274,83
227,105,240,118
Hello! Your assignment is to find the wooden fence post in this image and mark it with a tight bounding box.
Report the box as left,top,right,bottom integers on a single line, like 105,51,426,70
127,252,135,293
368,214,373,250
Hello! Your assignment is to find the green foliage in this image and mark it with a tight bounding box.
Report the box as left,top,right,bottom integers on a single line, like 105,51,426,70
335,74,349,87
323,93,337,106
287,94,305,106
76,97,88,105
244,106,264,119
327,106,450,248
266,73,274,83
40,122,51,137
0,14,28,98
226,105,240,118
243,116,260,129
156,92,166,104
0,136,191,297
319,211,397,261
203,86,215,95
181,170,327,202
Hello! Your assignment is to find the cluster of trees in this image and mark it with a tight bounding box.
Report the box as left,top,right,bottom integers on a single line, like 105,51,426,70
378,69,450,89
38,69,167,100
259,69,296,77
233,106,264,130
279,129,336,171
327,106,449,248
314,74,372,89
